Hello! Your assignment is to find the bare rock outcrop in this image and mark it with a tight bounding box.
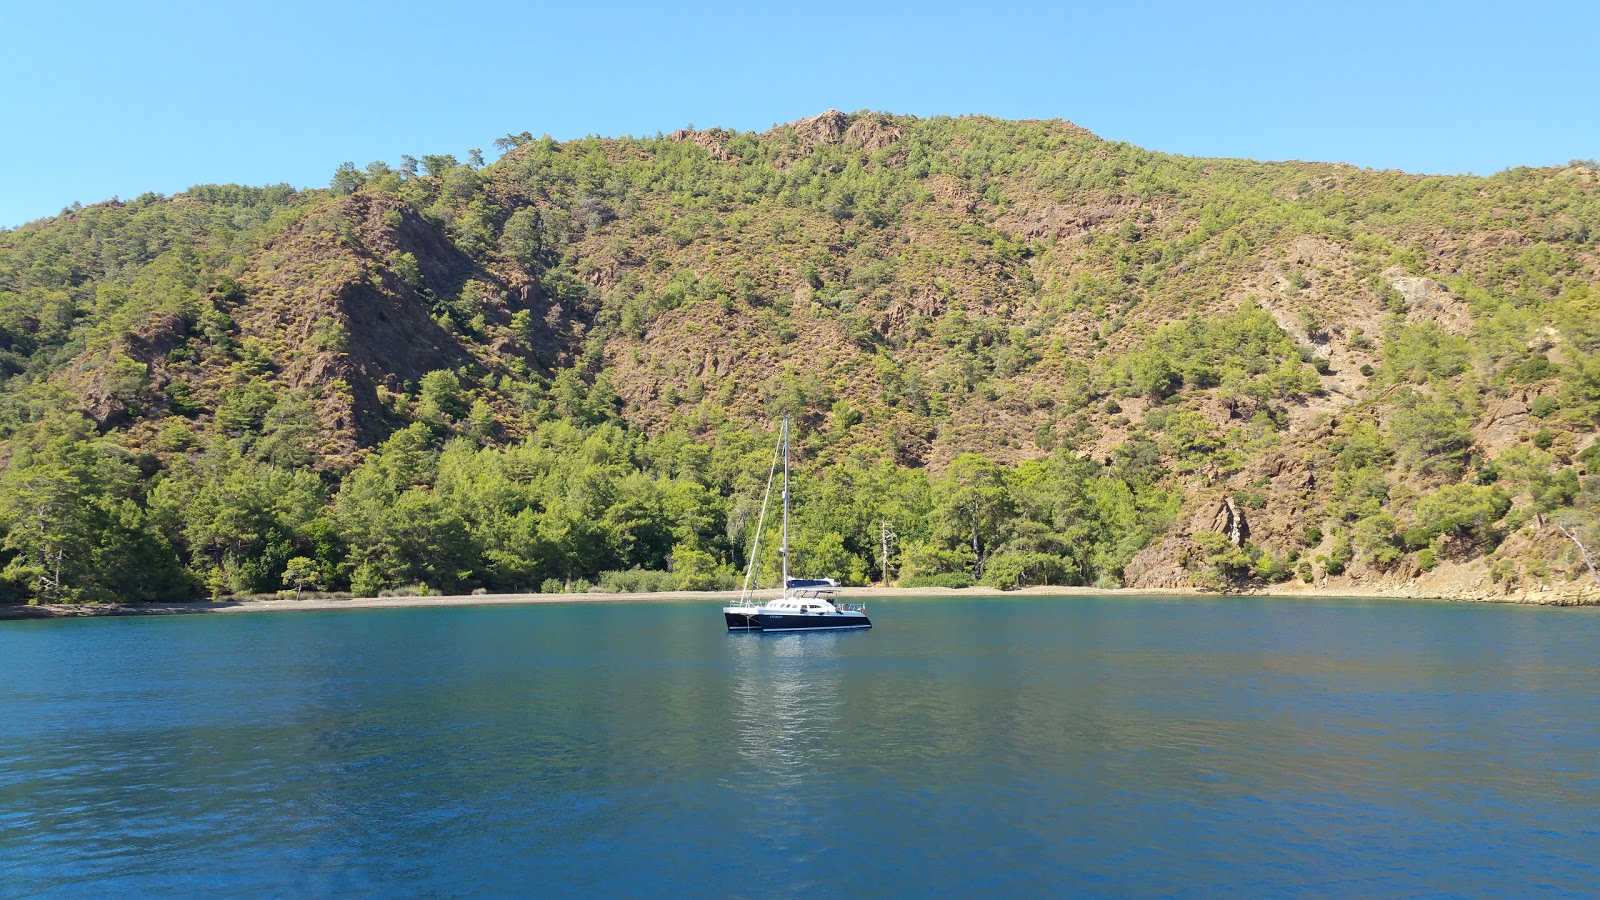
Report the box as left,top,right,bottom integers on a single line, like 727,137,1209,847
230,193,486,455
1123,535,1194,589
1387,270,1472,335
1001,197,1141,240
669,128,734,161
778,110,902,152
1124,495,1253,590
789,109,850,146
1208,496,1249,546
843,114,902,151
68,312,192,428
1476,389,1537,454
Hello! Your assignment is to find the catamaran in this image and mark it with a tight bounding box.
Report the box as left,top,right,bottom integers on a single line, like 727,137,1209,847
723,418,872,632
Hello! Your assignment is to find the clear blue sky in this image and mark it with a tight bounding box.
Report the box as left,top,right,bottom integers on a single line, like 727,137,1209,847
3,0,1597,227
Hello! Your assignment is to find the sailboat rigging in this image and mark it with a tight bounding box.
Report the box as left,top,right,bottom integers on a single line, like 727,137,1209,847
723,419,872,632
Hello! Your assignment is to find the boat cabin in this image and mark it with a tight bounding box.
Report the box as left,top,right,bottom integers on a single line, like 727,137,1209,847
763,598,841,614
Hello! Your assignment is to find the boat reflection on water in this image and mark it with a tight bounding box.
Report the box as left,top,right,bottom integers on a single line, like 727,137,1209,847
727,631,853,790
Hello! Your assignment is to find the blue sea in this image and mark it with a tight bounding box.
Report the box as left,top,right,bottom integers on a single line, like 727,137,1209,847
3,596,1598,896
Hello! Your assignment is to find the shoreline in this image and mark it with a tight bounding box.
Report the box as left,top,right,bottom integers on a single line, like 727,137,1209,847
3,582,1597,621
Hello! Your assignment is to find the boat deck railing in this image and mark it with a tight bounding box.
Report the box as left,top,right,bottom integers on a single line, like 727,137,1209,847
836,602,867,613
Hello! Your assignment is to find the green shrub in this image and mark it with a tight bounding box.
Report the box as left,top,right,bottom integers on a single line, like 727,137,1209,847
898,540,976,583
598,568,677,593
1388,389,1476,476
351,564,383,598
1352,512,1402,568
981,551,1073,590
1409,484,1512,548
670,543,738,591
899,572,976,589
1192,531,1253,582
1490,559,1515,583
1325,532,1353,575
1520,358,1554,384
1579,443,1600,470
1253,551,1294,582
1383,323,1471,383
164,381,203,416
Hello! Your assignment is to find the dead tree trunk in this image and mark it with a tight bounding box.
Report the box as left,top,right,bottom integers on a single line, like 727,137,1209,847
1555,523,1600,587
880,520,897,587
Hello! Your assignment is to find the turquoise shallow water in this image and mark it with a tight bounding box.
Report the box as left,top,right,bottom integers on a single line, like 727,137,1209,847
3,595,1599,896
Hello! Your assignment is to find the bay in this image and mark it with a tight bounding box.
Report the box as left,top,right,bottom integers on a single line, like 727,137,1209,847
2,595,1598,896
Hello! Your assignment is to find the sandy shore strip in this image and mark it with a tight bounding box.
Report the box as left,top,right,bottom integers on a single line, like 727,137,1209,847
3,582,1597,620
2,586,1148,620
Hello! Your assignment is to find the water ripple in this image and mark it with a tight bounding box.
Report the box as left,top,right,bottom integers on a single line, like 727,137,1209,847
2,597,1599,894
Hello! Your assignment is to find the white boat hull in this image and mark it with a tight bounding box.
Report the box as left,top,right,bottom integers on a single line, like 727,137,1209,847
724,608,872,631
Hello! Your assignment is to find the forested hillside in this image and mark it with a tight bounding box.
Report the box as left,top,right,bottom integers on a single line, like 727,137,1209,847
2,110,1597,603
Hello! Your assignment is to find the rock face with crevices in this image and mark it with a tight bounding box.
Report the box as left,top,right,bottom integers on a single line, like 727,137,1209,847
786,109,851,146
1388,271,1473,335
773,109,904,153
1211,497,1249,546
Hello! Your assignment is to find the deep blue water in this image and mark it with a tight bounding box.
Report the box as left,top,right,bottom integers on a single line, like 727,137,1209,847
3,596,1599,896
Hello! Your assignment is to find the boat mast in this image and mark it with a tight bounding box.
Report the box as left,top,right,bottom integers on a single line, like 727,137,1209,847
739,427,783,605
781,417,791,596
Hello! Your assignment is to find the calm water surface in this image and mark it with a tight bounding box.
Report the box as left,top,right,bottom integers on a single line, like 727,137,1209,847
3,596,1599,896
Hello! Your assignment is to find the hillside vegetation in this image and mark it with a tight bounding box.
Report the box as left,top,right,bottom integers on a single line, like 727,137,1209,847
2,110,1598,603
